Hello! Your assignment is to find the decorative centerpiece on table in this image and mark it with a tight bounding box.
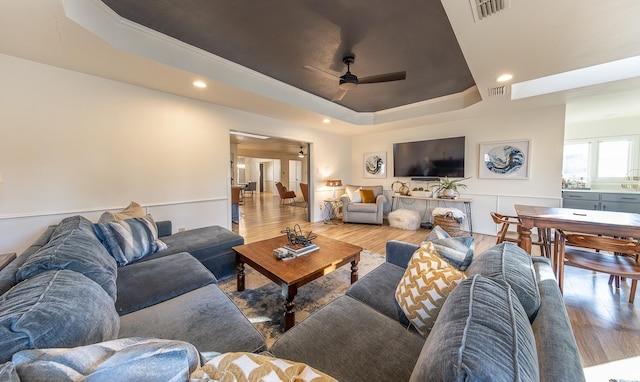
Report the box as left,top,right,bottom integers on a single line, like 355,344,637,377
434,177,469,199
273,224,319,260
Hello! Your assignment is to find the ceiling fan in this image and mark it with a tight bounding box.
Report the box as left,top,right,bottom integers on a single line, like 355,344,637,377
304,55,406,101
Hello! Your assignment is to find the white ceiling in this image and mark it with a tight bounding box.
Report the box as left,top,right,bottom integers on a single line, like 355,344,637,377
1,0,639,146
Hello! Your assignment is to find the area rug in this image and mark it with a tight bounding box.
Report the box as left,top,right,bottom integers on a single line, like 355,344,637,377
218,250,385,347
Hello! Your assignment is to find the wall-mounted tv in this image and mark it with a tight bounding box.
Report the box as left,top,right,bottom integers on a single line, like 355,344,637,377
393,136,465,178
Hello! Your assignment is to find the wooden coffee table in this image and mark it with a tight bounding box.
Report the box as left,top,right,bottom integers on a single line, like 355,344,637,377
232,234,362,331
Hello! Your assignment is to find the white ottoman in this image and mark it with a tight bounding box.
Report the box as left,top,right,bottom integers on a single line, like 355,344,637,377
388,209,422,230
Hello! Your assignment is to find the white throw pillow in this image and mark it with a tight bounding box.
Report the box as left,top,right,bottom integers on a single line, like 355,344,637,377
395,242,467,336
346,187,362,203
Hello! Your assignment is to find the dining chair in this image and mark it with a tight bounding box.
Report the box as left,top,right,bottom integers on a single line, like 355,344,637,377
490,212,549,257
555,229,640,303
275,182,297,205
231,186,242,224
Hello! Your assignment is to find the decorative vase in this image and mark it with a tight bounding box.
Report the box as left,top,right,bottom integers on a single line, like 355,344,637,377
442,189,456,197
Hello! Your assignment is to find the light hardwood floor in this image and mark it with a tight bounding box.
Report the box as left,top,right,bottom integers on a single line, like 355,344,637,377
232,192,640,370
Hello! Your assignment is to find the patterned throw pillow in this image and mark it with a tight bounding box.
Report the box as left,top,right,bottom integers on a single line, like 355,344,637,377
395,243,467,336
94,214,168,266
359,189,376,203
193,352,338,382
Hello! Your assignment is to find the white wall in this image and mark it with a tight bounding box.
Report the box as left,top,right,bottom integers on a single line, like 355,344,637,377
0,54,351,254
351,106,567,235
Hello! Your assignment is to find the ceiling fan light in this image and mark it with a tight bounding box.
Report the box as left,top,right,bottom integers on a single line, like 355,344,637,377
339,81,357,90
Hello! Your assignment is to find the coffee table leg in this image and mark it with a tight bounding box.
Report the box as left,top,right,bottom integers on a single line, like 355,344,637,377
283,284,297,331
237,260,245,292
351,260,359,284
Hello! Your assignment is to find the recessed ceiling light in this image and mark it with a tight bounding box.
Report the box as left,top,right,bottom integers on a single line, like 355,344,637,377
193,80,207,88
322,118,331,124
497,74,513,82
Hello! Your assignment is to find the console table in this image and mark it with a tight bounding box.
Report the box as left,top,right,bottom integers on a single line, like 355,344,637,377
392,195,473,235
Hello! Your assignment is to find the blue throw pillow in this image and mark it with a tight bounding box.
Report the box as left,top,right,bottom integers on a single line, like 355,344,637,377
0,270,119,363
426,236,474,271
422,225,451,243
94,215,168,267
16,225,118,300
410,275,539,382
466,242,541,321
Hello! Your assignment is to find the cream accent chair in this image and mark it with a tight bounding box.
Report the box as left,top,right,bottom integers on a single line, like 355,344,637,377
340,185,386,225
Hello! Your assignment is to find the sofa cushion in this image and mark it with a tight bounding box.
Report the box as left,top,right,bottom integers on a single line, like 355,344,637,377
118,284,266,354
98,201,145,223
16,224,118,300
346,262,410,326
359,188,376,203
94,214,168,267
410,274,539,382
0,270,120,363
115,252,217,315
395,243,467,336
194,352,337,381
11,338,199,381
466,242,541,321
150,225,244,280
426,236,475,271
271,295,425,382
346,202,378,213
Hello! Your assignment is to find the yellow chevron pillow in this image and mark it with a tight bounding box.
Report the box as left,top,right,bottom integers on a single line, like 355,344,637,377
395,242,467,336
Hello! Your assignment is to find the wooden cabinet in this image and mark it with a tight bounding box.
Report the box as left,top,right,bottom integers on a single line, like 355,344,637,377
562,191,640,213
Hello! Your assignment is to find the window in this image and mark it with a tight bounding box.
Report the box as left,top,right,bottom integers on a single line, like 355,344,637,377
597,140,630,178
562,143,590,179
563,136,637,186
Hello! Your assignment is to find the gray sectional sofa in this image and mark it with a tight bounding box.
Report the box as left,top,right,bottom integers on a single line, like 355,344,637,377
0,215,266,364
271,240,586,382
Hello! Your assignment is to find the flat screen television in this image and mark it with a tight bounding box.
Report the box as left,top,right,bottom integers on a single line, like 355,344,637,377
393,136,465,178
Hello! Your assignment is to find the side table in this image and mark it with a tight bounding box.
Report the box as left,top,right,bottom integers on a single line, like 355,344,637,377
323,199,343,224
0,252,17,271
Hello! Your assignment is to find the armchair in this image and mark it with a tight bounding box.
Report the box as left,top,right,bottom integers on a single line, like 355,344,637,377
275,182,296,205
340,185,386,225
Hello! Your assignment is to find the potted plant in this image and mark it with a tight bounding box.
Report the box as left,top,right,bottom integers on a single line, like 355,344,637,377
435,177,469,198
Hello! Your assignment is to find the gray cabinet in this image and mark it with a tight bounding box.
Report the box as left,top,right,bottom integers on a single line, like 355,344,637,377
562,191,640,213
600,193,640,213
561,191,600,210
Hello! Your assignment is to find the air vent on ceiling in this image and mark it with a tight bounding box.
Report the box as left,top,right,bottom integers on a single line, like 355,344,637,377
488,85,507,97
470,0,510,21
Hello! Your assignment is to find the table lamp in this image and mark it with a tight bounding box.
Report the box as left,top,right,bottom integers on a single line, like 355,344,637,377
326,179,342,200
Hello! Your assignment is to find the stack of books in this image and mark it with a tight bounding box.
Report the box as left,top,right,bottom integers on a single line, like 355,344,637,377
283,243,319,257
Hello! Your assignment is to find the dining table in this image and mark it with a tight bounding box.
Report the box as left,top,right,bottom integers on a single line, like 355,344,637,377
515,204,640,256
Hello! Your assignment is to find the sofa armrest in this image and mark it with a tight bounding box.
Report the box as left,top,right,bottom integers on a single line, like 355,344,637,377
385,240,419,269
156,220,172,238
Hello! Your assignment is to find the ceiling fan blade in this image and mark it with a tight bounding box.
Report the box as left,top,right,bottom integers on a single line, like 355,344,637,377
331,89,348,101
358,71,406,85
303,65,340,81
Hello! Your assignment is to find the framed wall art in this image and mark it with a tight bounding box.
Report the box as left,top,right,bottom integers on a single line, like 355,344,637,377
479,140,530,179
363,151,387,178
